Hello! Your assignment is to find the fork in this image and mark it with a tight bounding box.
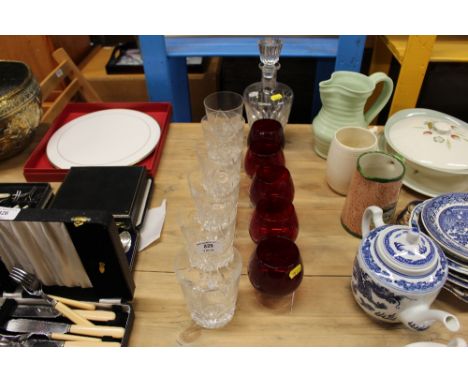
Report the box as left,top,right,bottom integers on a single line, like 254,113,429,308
9,267,94,327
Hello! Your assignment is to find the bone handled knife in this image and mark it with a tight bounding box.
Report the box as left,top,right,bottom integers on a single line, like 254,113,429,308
4,318,125,339
12,305,117,322
27,339,121,347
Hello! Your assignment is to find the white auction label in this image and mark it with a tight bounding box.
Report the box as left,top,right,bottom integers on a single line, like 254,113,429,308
0,206,21,220
196,240,222,254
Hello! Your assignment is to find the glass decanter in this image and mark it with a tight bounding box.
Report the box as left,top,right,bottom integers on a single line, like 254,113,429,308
243,37,294,129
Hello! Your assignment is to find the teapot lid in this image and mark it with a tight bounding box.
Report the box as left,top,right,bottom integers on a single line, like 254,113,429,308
376,226,438,276
359,225,448,294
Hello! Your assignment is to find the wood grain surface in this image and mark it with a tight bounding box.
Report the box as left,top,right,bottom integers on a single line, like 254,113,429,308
1,123,466,347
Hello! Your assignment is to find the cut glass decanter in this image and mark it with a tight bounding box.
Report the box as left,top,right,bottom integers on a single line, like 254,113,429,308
243,37,294,128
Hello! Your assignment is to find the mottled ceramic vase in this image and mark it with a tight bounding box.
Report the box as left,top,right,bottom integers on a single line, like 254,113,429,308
312,71,393,159
341,151,405,237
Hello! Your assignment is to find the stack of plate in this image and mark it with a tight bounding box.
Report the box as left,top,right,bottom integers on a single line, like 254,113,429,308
383,108,468,197
409,193,468,302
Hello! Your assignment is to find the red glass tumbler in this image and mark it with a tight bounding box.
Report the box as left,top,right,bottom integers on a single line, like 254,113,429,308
244,148,285,178
247,119,285,151
248,236,303,296
249,196,299,243
245,119,285,178
249,165,295,206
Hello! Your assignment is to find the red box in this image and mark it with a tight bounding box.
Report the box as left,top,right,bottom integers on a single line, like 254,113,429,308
23,102,172,182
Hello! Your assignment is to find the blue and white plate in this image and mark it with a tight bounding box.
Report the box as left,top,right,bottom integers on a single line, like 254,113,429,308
421,193,468,261
449,267,468,283
409,199,430,231
444,281,468,303
448,258,468,276
448,274,468,290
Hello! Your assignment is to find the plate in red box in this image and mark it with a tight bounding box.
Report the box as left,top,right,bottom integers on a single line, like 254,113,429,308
23,102,172,182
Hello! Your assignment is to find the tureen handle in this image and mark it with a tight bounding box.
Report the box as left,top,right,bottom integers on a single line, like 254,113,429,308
361,206,385,237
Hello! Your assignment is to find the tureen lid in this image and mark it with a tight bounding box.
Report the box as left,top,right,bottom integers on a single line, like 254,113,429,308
359,225,447,294
384,108,468,173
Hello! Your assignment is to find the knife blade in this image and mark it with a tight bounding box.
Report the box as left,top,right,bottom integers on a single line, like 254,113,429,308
1,331,105,344
26,339,120,347
4,318,125,339
12,305,117,322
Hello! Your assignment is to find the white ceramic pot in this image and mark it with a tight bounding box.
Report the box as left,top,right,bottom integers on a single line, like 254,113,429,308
351,206,460,332
326,126,378,195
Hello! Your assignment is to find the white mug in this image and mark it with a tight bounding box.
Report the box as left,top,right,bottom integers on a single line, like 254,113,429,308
326,126,378,195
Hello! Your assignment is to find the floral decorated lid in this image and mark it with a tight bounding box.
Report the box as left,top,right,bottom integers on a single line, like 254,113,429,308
384,108,468,174
359,224,448,294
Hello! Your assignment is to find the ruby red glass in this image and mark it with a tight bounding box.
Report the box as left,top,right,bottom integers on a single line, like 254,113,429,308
244,148,285,178
249,165,295,206
249,196,299,243
247,119,285,152
248,236,303,296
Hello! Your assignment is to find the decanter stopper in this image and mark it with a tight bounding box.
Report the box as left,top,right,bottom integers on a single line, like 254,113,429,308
259,38,282,92
259,38,282,66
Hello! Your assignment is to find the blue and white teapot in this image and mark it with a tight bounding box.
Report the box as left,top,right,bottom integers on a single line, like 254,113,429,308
351,205,460,332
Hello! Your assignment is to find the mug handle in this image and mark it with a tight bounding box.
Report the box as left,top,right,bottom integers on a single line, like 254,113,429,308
361,206,385,237
364,72,394,124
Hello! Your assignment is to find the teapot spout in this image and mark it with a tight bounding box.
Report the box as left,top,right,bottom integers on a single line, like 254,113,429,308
399,307,460,332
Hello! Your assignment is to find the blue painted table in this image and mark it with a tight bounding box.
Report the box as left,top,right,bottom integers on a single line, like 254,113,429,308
139,36,366,122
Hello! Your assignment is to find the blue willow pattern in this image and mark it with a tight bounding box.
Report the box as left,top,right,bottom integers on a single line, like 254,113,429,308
439,207,468,246
362,227,447,293
351,260,404,321
422,193,468,256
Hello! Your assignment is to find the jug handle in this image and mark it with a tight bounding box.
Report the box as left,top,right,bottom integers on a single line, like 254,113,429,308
364,72,394,124
362,206,385,237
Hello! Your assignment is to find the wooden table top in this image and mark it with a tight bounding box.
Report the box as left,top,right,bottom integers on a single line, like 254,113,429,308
1,122,467,347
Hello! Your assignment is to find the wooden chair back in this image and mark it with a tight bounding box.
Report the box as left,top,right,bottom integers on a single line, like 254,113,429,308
40,48,101,125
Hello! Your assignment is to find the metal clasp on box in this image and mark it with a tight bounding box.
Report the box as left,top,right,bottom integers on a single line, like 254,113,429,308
71,216,91,227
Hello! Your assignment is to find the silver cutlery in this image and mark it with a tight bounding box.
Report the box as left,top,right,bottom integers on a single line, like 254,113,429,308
4,318,125,339
9,267,94,326
12,304,116,322
0,333,119,347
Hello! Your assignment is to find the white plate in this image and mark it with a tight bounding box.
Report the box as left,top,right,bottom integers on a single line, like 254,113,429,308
46,109,160,169
406,338,466,347
403,163,468,197
379,136,468,197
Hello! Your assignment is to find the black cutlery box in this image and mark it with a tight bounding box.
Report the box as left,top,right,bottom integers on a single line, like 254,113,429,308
49,166,153,269
0,208,136,346
0,167,154,346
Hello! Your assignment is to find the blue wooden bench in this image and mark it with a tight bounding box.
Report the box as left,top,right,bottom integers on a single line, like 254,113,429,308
139,36,366,122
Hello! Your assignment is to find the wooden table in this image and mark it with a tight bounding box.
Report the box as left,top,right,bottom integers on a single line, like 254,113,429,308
1,123,467,346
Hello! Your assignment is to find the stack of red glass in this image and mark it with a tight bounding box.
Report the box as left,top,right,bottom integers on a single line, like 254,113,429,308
244,119,304,304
